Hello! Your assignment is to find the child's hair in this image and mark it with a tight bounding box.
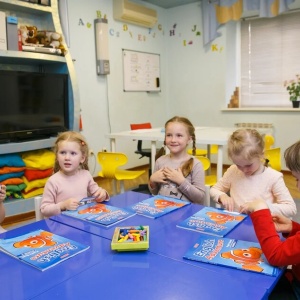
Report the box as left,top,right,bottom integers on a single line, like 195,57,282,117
156,116,196,177
284,140,300,173
228,129,265,163
53,131,89,172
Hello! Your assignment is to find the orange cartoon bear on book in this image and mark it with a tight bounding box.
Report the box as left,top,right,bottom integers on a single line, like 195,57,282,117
221,247,264,272
154,199,185,209
13,231,56,248
78,203,110,215
206,211,245,225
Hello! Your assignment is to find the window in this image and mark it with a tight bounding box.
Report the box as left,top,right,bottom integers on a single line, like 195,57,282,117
240,12,300,107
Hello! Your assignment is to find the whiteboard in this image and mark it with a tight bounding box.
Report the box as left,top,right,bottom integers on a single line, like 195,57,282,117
122,49,161,92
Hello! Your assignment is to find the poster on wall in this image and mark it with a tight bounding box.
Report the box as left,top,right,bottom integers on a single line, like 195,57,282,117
122,49,161,92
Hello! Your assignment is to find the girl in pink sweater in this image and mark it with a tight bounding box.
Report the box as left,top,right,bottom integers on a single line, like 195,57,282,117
240,140,300,300
41,131,109,218
210,128,296,218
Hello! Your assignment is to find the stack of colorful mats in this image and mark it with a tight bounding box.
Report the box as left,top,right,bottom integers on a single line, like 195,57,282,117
21,149,55,199
0,154,26,199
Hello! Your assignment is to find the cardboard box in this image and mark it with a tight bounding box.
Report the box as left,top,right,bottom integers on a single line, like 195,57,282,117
6,16,18,51
0,11,7,50
111,226,149,251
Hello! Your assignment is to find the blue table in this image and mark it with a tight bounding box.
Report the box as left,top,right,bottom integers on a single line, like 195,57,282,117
0,219,108,299
50,191,284,299
0,218,268,300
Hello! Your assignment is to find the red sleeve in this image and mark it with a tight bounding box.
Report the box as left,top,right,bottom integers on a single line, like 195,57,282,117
290,220,300,236
250,209,300,267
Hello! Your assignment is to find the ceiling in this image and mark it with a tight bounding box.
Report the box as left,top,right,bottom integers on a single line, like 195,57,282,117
140,0,200,9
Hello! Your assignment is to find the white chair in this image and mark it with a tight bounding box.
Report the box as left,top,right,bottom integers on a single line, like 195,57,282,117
34,196,43,221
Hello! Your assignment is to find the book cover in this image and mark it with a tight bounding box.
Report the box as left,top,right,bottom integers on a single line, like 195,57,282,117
62,202,136,227
128,195,190,219
183,236,281,276
177,207,247,237
0,229,89,271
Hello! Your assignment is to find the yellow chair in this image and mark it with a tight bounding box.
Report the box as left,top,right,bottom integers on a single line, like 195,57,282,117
187,144,218,157
196,156,217,207
264,135,275,150
265,148,281,171
97,151,146,195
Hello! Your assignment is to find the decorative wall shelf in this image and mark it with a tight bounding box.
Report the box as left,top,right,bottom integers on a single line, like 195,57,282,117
222,108,300,112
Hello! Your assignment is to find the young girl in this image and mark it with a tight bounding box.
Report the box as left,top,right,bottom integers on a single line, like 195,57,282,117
148,116,205,204
41,131,109,218
210,128,296,218
240,140,300,300
0,184,6,233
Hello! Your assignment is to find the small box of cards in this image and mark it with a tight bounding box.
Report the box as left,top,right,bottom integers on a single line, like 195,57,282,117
111,226,149,251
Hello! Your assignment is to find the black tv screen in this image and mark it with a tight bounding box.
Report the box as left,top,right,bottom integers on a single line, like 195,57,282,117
0,70,69,143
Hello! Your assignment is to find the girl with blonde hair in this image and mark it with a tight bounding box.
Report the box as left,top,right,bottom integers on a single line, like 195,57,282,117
149,116,205,204
41,131,109,217
210,128,296,217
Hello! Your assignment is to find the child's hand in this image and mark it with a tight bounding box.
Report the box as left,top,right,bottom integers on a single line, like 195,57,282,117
163,167,185,185
271,214,293,233
239,199,268,214
60,198,79,211
218,194,235,211
95,188,108,202
150,169,168,184
0,185,6,201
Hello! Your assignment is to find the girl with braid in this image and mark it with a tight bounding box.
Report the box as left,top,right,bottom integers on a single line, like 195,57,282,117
211,128,296,218
41,131,109,218
148,116,205,204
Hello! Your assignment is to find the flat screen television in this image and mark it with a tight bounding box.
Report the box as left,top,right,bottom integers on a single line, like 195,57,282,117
0,70,69,143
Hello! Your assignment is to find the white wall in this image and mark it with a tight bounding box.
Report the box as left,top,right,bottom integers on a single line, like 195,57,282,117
67,0,300,175
67,0,167,174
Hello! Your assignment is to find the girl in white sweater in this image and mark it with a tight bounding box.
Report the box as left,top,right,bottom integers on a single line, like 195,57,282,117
210,128,296,218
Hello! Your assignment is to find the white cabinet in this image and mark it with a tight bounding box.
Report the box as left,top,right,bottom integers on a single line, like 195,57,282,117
0,0,79,217
0,0,80,153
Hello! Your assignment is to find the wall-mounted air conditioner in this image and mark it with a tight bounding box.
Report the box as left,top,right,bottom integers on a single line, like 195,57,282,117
113,0,158,28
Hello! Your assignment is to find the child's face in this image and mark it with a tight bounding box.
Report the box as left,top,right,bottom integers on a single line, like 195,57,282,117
231,155,262,176
57,141,85,176
292,171,300,191
165,122,191,155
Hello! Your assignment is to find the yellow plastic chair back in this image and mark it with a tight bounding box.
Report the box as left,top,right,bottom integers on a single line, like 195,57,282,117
265,148,281,171
195,156,217,207
187,144,218,156
264,135,275,150
97,152,146,194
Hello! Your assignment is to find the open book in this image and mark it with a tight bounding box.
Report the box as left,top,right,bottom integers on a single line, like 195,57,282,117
184,236,281,276
177,207,247,237
128,195,190,218
0,229,89,271
62,202,136,227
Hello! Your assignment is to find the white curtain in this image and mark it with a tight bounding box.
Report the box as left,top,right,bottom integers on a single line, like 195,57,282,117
202,0,296,46
241,12,300,107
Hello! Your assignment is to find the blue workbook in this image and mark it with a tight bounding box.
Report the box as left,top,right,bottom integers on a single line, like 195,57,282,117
128,195,190,219
62,202,136,227
0,229,89,271
183,236,281,276
177,207,247,237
